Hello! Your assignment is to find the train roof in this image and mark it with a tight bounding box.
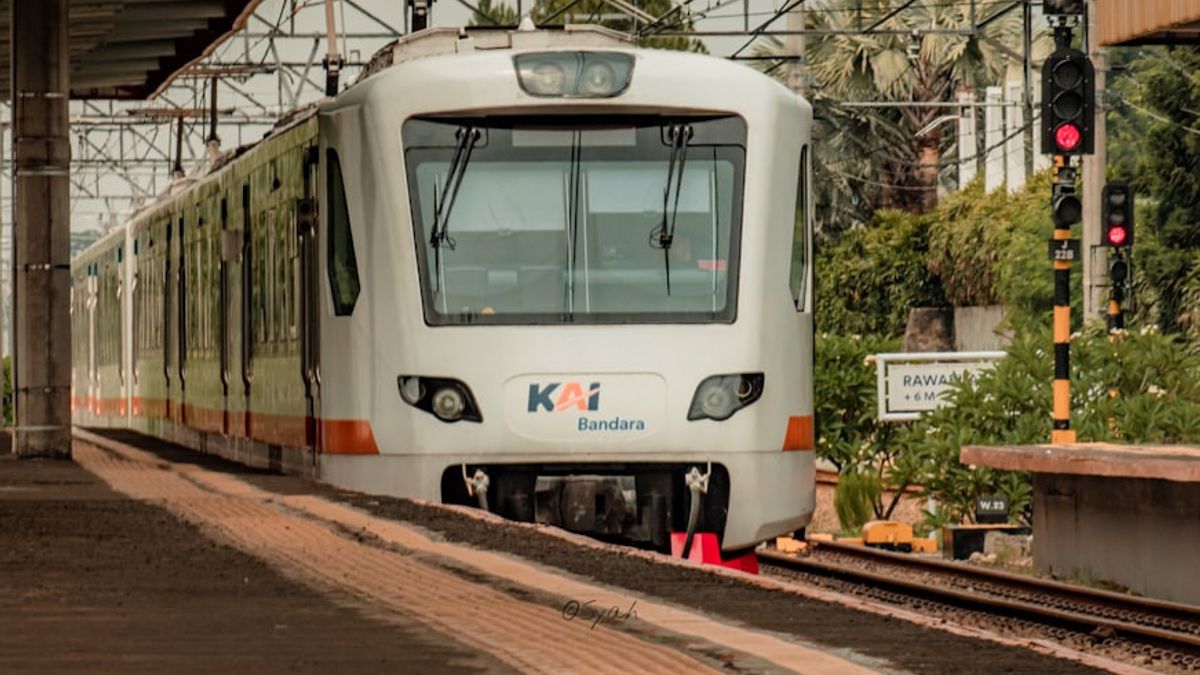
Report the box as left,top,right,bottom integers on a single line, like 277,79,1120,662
80,26,633,255
356,25,633,85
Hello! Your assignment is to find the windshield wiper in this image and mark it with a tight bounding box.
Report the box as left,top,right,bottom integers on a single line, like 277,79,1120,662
430,126,481,250
654,123,692,295
429,126,480,302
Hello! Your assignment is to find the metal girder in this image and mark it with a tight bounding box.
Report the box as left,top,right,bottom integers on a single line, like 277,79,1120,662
58,0,399,235
0,0,261,99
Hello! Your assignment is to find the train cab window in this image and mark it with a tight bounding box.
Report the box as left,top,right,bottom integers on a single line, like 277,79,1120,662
325,149,361,316
789,145,810,311
403,116,746,325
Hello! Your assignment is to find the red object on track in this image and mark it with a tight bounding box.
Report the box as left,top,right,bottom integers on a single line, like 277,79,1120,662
670,532,759,574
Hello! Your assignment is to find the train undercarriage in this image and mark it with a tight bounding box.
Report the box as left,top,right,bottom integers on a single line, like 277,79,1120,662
441,463,732,552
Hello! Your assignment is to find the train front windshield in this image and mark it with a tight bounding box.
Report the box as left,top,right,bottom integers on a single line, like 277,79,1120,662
403,115,746,325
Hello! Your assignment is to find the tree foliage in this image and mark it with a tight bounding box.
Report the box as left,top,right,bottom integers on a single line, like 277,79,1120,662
467,0,704,52
468,0,520,25
1107,46,1200,335
816,170,1070,339
754,0,1022,234
815,210,945,337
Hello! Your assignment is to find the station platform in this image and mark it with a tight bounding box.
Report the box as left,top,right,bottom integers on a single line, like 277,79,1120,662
961,442,1200,605
0,429,1114,674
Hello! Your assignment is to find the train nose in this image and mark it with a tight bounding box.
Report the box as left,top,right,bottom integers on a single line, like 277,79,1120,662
502,374,666,441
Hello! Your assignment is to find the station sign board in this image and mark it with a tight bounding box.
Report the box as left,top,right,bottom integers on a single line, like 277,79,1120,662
875,351,1005,422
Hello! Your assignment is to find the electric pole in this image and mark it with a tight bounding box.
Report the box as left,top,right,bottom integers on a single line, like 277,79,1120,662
1082,0,1108,321
786,3,805,94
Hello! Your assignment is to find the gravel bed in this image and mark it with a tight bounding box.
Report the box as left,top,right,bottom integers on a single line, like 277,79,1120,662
763,551,1200,674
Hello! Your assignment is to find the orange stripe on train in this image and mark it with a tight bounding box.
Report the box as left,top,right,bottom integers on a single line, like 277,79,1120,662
782,415,814,451
83,395,379,456
321,419,380,455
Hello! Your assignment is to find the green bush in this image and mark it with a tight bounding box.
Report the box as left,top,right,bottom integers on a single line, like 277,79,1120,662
902,324,1200,527
815,210,945,337
817,173,1075,339
814,333,920,520
926,172,1074,331
834,471,880,533
814,334,898,471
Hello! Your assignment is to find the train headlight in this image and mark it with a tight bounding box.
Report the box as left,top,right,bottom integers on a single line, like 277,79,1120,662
579,61,616,95
514,52,634,98
432,387,466,421
687,373,765,422
528,62,567,95
396,376,483,423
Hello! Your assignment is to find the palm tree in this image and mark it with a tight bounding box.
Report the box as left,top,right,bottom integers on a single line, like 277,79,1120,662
468,0,520,26
469,0,705,52
756,0,1021,229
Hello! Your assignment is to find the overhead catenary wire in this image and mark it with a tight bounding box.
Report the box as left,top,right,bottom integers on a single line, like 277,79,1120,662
644,0,1020,38
1117,98,1200,137
819,104,1040,169
825,118,1036,190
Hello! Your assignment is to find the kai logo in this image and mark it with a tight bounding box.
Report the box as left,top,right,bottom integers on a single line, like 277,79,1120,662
527,382,601,413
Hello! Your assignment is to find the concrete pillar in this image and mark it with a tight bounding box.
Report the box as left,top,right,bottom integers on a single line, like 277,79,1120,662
1031,70,1053,174
984,86,1004,193
785,5,805,94
12,0,71,458
1004,79,1026,195
957,91,977,188
1082,0,1109,322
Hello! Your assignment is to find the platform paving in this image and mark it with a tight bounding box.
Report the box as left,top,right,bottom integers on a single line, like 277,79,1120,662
0,454,507,673
2,429,1125,674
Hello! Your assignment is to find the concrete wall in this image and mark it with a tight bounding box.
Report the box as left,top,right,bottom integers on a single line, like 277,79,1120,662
1033,473,1200,605
953,305,1008,351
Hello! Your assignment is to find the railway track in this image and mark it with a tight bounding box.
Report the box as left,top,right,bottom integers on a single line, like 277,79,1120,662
761,540,1200,671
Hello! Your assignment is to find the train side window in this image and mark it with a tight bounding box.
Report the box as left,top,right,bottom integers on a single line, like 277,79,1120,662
326,149,360,316
788,145,810,311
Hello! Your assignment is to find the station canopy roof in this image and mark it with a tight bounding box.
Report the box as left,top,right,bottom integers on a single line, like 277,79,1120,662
1097,0,1200,46
0,0,261,99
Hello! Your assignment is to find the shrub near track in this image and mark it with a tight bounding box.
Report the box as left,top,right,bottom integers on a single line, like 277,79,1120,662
816,172,1070,340
900,324,1200,530
815,172,1200,532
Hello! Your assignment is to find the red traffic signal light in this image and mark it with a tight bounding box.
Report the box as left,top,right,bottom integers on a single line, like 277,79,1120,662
1041,48,1095,156
1054,123,1081,152
1105,225,1127,247
1102,182,1134,248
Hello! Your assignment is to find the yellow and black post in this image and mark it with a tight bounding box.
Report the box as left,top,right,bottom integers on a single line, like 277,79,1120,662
1107,251,1126,333
1050,156,1079,444
1042,8,1091,444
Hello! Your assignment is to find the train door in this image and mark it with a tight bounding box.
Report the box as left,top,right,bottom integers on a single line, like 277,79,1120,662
116,245,126,422
241,184,253,438
177,215,187,426
298,145,320,456
164,216,176,426
86,265,97,416
129,230,139,427
219,196,231,436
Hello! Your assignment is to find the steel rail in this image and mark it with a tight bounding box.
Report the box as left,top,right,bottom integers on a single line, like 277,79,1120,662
813,540,1200,625
760,543,1200,657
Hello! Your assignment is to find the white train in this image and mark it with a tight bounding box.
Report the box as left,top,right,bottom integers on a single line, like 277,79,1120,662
72,26,815,553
